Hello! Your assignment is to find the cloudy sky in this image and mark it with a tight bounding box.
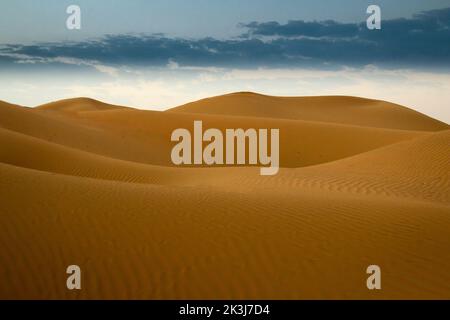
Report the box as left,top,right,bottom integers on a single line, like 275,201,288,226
0,0,449,123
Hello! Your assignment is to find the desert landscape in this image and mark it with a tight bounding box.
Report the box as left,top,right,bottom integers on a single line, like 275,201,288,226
0,92,449,299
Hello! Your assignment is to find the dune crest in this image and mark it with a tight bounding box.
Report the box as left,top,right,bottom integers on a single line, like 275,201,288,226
37,97,129,113
169,92,449,131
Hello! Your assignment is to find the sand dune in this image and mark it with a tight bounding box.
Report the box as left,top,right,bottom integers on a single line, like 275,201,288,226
0,93,449,299
37,97,129,113
169,92,448,131
6,99,426,167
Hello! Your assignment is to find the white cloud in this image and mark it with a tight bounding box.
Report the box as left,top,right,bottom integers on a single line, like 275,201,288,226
0,52,119,76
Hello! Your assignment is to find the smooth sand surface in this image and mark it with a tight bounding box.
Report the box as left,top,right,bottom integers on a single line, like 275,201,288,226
170,92,449,131
0,94,449,299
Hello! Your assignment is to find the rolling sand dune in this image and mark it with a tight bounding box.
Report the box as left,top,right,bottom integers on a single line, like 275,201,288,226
0,93,449,299
32,98,427,167
37,97,129,113
170,92,448,131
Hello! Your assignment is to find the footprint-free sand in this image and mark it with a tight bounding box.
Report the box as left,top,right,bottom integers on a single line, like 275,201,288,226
0,92,449,299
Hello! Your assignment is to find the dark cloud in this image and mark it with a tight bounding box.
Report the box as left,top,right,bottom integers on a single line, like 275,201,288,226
241,20,360,38
1,7,449,71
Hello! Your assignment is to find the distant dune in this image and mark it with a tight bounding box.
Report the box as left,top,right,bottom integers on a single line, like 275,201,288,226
170,92,448,131
37,97,129,113
0,93,449,299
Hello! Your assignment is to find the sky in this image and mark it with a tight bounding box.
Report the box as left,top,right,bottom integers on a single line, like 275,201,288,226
0,0,449,123
1,0,450,42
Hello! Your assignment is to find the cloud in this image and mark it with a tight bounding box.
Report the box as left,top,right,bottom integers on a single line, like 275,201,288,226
0,8,449,71
240,20,360,39
0,50,119,76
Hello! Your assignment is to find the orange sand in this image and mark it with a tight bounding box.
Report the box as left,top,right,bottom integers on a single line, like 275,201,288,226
0,93,449,299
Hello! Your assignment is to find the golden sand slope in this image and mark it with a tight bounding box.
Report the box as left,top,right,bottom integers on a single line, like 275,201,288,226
0,95,449,299
169,92,448,131
37,97,129,113
0,97,430,169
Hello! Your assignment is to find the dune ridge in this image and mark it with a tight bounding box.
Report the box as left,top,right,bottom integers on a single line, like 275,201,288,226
6,98,428,168
168,92,449,131
0,93,449,299
36,97,129,113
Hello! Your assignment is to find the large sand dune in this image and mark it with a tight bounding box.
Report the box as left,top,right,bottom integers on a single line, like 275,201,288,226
169,92,449,131
0,94,449,299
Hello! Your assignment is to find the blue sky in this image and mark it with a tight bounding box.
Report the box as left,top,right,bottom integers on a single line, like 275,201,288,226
0,1,449,123
1,0,450,42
